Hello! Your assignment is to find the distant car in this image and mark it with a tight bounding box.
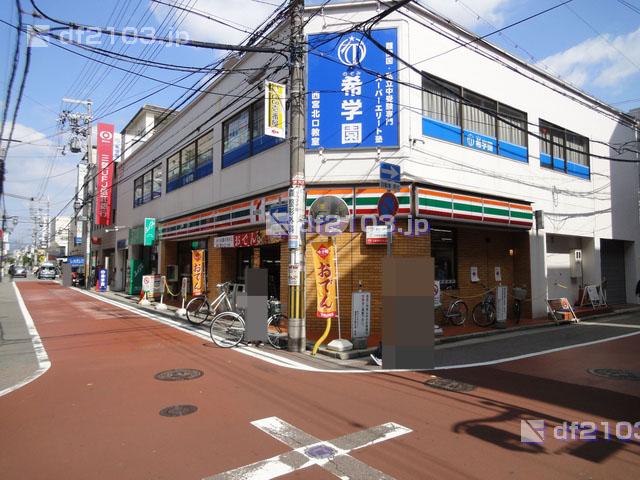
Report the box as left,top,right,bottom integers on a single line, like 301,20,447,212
37,264,57,280
11,266,27,278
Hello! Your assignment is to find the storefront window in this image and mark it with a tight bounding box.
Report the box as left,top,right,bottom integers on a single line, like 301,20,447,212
431,227,457,289
235,247,253,285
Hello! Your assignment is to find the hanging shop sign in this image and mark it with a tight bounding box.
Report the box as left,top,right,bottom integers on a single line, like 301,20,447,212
144,218,156,246
68,255,85,266
311,241,338,319
288,186,304,249
307,28,399,149
264,80,286,139
416,187,533,229
95,123,115,225
191,249,205,296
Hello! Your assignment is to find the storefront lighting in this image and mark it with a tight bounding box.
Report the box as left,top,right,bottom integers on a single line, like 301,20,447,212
509,249,514,256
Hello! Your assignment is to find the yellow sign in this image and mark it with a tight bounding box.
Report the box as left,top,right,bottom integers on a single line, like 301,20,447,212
191,249,205,296
264,80,286,139
311,241,337,319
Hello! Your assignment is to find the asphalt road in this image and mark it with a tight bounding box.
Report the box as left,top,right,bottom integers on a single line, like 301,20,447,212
0,281,638,479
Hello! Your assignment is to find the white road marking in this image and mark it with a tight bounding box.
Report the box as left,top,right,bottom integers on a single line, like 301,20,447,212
204,417,411,479
76,288,640,374
0,283,52,397
580,321,640,329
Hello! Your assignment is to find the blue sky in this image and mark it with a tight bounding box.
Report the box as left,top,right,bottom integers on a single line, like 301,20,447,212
1,0,639,247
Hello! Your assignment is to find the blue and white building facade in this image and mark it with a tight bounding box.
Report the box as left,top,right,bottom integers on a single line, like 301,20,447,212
113,1,640,319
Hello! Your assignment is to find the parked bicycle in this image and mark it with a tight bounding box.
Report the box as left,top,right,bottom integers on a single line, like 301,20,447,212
436,296,469,326
472,285,496,327
185,282,234,325
512,286,527,324
209,297,289,349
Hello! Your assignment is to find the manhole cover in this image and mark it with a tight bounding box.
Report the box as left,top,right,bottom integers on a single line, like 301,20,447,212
587,368,640,381
425,377,476,392
305,444,337,459
159,405,198,417
154,369,204,381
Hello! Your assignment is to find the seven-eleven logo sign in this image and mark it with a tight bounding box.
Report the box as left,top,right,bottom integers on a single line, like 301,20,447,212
316,244,330,259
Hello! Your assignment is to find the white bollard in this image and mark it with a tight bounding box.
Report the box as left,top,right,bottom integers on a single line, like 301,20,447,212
139,291,151,306
156,276,168,310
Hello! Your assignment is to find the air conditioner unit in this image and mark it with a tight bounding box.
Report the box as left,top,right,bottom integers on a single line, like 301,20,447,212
570,249,582,278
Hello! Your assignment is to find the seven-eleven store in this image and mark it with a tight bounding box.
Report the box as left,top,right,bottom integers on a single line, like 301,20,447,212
155,183,534,343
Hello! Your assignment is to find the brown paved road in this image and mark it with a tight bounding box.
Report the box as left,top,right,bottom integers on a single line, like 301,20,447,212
0,282,639,479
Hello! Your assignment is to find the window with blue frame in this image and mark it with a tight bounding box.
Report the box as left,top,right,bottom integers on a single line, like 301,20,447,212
222,100,282,168
133,164,162,207
421,74,529,162
166,131,214,193
540,120,590,179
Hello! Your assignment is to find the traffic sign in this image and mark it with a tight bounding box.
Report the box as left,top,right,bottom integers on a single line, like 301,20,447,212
377,191,399,217
379,162,401,191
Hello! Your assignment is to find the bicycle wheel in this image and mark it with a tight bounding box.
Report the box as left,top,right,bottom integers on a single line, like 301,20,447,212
210,312,245,348
448,300,468,326
185,296,210,325
267,314,289,349
472,302,492,327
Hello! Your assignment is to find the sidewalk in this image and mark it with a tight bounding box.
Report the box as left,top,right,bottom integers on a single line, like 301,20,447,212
0,280,41,395
86,287,640,371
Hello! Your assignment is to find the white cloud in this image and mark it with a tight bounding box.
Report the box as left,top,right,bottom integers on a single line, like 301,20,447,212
538,27,640,88
417,0,513,28
152,0,277,45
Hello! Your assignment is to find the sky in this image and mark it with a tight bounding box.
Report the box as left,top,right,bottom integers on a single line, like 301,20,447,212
1,0,639,249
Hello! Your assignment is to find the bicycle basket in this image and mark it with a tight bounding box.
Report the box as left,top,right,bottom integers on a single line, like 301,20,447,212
513,287,527,301
269,300,282,317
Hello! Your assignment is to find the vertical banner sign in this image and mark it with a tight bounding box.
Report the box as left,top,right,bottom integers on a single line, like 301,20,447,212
191,249,205,296
95,123,115,225
307,28,398,149
264,80,286,139
143,218,156,246
128,258,143,295
311,241,337,319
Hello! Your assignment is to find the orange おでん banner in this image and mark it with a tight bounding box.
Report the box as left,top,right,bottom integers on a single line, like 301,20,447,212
311,240,337,319
191,249,205,296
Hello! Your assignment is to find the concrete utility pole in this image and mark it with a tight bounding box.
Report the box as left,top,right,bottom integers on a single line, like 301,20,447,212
61,98,93,288
287,0,306,352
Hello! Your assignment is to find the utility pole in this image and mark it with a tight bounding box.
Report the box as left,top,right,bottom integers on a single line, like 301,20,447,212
287,0,306,352
60,98,93,288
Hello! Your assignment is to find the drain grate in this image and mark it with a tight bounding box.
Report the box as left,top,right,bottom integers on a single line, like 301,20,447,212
159,405,198,417
154,369,204,382
305,445,337,459
425,377,476,393
587,368,640,381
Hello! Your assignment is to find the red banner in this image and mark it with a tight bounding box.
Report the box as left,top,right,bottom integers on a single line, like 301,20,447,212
95,123,115,225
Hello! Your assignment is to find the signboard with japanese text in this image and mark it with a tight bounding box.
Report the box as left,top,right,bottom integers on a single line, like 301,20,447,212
311,241,337,319
365,225,388,245
191,249,205,296
264,80,286,139
97,268,108,292
233,231,262,248
95,123,115,225
214,235,234,248
142,275,162,294
351,291,371,338
307,28,398,149
496,285,508,322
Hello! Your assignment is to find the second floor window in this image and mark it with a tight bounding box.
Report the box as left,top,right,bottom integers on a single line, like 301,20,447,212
134,165,162,207
540,120,590,177
222,100,282,168
166,131,214,193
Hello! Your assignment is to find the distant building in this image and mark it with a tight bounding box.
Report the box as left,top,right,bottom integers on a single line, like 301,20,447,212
48,216,70,258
